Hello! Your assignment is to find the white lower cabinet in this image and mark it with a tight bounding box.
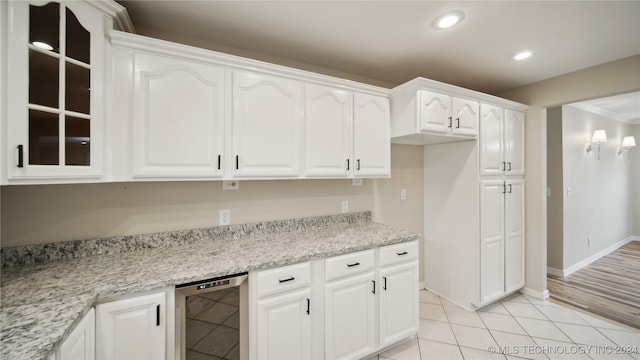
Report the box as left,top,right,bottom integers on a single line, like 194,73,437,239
378,262,419,349
96,288,174,360
480,180,525,305
324,251,377,360
249,241,418,360
55,308,96,360
256,288,312,359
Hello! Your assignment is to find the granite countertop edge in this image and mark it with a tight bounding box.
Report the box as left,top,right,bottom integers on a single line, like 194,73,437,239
0,212,419,360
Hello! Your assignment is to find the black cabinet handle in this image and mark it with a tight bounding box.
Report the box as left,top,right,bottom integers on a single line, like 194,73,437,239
235,155,239,170
347,262,360,268
456,118,460,128
306,298,310,315
396,251,408,256
17,145,24,168
357,159,360,171
448,116,452,128
371,280,376,294
279,276,295,283
156,304,160,326
502,162,506,171
346,159,350,170
502,183,506,194
508,184,512,193
383,277,387,291
508,162,512,171
217,155,221,170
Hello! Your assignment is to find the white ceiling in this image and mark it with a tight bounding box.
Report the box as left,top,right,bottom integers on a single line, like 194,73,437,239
572,91,640,125
117,1,640,95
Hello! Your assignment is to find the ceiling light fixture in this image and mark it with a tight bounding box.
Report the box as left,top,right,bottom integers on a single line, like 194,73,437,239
433,11,465,30
32,41,53,51
513,51,532,61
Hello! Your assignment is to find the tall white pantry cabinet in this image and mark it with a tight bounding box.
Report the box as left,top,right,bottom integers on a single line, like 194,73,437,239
390,78,527,310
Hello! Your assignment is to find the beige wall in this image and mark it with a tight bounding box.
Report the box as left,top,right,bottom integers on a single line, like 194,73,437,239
498,54,640,295
632,125,640,236
546,107,563,270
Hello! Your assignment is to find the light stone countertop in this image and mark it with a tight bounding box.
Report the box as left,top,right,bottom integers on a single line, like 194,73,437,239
0,212,418,360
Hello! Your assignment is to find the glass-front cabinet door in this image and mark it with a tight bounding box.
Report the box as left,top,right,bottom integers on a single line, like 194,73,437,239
5,0,111,182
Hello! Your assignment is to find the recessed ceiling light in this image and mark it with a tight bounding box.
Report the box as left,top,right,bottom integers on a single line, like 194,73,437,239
32,41,53,51
513,51,533,61
433,11,465,30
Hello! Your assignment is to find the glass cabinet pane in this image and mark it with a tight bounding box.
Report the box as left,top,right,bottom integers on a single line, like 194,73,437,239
65,8,90,64
65,116,90,166
65,62,90,114
29,110,59,165
29,49,59,108
29,3,60,54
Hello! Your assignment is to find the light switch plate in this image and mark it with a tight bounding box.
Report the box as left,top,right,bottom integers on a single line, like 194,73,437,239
352,178,363,186
223,181,239,190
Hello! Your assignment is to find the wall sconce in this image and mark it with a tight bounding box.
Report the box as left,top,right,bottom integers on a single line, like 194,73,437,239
617,135,636,160
586,130,607,160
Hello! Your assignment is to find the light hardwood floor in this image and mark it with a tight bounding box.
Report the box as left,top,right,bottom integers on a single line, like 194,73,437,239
548,241,640,329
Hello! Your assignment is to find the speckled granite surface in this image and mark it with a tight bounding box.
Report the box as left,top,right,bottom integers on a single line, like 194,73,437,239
0,212,418,360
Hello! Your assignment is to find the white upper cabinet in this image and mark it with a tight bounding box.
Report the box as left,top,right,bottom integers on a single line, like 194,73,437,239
353,93,390,177
419,91,451,134
232,71,302,178
504,109,525,176
3,0,126,183
479,104,505,176
131,53,225,178
390,79,480,145
480,105,525,177
452,97,480,137
304,84,353,177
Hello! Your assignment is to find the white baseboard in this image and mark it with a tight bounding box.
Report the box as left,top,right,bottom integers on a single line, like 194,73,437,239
560,236,635,277
546,267,563,277
520,287,549,300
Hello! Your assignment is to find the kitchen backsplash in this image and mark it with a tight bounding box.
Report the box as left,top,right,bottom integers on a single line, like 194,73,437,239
0,211,371,267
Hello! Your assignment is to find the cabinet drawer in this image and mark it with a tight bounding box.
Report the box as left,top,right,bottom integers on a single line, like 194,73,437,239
326,249,375,281
379,241,418,267
256,262,311,298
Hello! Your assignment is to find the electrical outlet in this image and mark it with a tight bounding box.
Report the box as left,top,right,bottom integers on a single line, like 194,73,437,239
341,200,349,213
352,178,363,186
223,181,239,190
219,209,230,225
400,189,407,200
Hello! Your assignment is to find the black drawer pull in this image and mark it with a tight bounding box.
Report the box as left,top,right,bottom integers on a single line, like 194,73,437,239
396,251,408,256
279,276,295,283
347,262,360,267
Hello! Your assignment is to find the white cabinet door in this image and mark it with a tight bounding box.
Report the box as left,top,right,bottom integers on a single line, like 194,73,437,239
451,97,479,137
58,308,95,360
479,104,505,177
378,262,418,349
418,91,451,134
505,180,525,293
304,84,352,177
5,1,108,181
232,71,302,177
132,53,225,178
96,292,166,360
353,93,390,177
325,271,376,360
480,181,505,304
504,109,525,176
256,288,311,360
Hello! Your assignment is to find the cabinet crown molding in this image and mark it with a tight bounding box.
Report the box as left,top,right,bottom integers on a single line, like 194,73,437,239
110,31,389,97
391,77,529,112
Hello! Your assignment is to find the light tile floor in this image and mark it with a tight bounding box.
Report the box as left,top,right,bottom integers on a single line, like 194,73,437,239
372,290,640,360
